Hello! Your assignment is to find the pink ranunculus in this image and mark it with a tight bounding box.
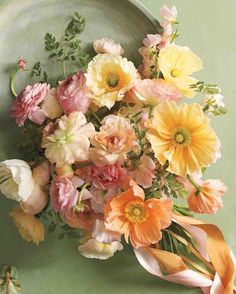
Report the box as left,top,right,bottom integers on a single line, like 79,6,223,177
87,163,127,190
50,176,79,214
57,71,92,114
133,78,182,106
11,83,50,126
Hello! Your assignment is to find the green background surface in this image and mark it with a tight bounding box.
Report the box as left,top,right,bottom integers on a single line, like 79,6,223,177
0,0,236,293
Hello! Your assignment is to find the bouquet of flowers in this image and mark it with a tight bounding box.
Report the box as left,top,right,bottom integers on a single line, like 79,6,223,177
0,5,235,294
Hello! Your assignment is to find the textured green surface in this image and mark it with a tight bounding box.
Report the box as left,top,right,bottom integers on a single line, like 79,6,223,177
0,0,236,293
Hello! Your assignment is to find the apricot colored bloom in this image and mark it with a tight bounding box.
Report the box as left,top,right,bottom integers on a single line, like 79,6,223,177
128,155,156,189
42,112,95,167
90,115,137,166
79,219,123,260
146,102,219,177
11,83,50,126
133,78,182,106
158,44,203,97
42,88,63,119
104,189,173,248
93,38,124,55
57,72,92,114
86,54,137,109
10,207,44,244
187,179,227,214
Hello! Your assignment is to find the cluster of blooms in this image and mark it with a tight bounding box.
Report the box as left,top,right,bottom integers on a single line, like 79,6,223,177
0,5,235,294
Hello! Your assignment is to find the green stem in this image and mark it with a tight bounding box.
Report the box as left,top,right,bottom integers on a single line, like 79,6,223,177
149,106,154,118
10,70,18,97
78,183,90,204
62,60,66,79
187,174,201,190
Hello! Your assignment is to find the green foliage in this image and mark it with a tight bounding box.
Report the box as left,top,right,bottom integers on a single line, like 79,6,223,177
40,209,81,240
16,122,45,164
32,61,48,82
165,174,188,199
44,12,90,67
0,265,21,294
190,81,220,95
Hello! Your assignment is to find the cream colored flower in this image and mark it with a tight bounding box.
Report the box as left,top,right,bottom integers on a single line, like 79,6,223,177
158,44,203,97
42,88,63,119
93,38,124,55
0,159,34,202
10,207,44,244
42,112,95,167
79,219,123,260
85,54,137,109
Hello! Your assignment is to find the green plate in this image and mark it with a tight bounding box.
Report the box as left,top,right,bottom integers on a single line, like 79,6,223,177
0,1,234,294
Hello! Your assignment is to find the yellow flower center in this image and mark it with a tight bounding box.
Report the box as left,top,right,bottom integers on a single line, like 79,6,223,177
171,68,180,78
101,63,130,93
125,200,149,224
172,128,190,145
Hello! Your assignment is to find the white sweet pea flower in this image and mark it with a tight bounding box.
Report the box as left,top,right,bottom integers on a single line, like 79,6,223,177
0,159,35,202
79,219,123,260
93,38,124,55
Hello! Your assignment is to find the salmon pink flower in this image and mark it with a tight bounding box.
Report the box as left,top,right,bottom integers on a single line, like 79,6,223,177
90,115,137,166
128,155,156,189
93,38,124,55
187,179,227,214
11,83,50,126
104,188,173,248
133,78,182,106
57,72,92,114
86,163,127,190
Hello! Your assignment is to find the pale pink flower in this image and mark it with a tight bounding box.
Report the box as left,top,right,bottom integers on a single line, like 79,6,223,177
11,83,50,126
143,34,162,48
93,38,124,55
17,59,27,70
90,115,137,166
160,5,177,23
86,163,127,190
128,155,156,189
138,46,158,78
50,176,79,214
133,78,182,106
57,72,92,114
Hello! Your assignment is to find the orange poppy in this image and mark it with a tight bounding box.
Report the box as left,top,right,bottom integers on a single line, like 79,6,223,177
104,189,173,248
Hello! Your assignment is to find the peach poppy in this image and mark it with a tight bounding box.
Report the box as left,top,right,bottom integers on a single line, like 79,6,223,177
187,179,227,214
104,189,173,248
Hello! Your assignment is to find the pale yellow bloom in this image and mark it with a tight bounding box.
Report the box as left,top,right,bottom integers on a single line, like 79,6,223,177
10,207,44,244
158,44,203,97
85,54,137,109
146,102,219,177
42,112,95,167
42,88,63,119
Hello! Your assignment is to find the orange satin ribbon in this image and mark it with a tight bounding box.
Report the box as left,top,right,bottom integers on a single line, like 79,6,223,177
174,215,235,294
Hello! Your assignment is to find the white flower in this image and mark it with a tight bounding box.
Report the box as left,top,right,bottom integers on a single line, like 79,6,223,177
203,93,225,112
42,88,63,119
79,219,123,260
85,54,137,109
0,159,34,202
42,111,95,167
93,38,124,55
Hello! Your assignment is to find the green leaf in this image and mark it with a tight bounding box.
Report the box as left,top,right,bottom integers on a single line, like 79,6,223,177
165,174,188,199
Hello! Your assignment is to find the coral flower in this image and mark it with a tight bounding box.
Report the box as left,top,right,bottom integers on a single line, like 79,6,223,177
146,102,219,177
187,179,227,214
104,189,173,248
158,44,203,97
85,53,137,109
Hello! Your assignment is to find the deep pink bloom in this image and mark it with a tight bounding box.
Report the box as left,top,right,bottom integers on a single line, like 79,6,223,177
17,59,27,70
87,163,127,190
50,176,79,214
11,83,50,126
57,71,92,114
